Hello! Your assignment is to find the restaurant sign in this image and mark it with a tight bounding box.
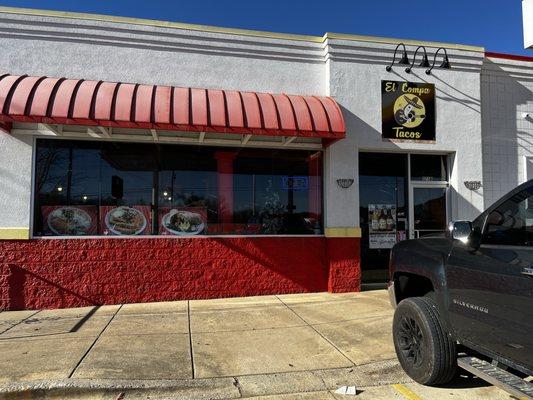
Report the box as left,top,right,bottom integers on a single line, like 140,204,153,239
381,80,435,141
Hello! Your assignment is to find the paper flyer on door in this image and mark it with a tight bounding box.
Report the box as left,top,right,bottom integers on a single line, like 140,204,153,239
368,204,397,249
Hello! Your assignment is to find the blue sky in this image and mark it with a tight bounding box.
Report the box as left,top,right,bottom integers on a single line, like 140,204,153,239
0,0,529,55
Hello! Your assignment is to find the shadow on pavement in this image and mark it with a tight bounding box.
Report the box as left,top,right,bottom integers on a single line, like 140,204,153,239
441,372,491,389
69,306,100,332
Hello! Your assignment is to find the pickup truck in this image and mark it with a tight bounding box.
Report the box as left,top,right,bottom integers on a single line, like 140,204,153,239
388,180,533,397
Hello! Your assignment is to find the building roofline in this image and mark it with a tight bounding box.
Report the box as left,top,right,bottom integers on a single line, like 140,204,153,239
0,5,484,52
324,32,483,52
485,51,533,63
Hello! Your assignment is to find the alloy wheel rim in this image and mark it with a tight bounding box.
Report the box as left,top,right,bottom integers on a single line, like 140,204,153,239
398,316,424,367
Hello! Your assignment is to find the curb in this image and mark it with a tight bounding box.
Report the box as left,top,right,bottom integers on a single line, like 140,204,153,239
0,360,409,399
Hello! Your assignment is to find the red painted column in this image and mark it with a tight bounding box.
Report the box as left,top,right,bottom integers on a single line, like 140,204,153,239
326,236,361,293
214,151,237,230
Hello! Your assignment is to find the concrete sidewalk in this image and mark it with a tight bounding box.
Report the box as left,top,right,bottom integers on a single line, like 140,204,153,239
0,291,512,399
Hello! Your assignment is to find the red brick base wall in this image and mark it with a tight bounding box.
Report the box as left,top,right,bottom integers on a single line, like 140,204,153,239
0,236,361,310
327,237,361,293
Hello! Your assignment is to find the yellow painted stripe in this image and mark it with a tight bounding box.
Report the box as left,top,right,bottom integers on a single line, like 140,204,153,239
324,227,361,238
391,384,424,400
0,6,485,52
0,227,30,240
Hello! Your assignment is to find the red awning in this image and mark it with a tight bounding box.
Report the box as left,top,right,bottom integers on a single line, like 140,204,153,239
0,74,345,145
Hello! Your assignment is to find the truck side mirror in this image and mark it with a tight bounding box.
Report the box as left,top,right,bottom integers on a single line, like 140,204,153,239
447,220,472,243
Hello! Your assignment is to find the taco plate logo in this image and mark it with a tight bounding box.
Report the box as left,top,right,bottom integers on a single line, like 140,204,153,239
382,81,435,141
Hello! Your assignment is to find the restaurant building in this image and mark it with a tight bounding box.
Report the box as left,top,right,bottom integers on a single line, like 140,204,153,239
0,7,532,310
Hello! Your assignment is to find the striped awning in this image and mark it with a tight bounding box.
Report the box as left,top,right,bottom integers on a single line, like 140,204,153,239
0,74,345,145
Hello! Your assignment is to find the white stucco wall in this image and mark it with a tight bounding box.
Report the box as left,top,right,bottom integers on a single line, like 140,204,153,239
325,39,485,229
0,132,33,228
0,13,326,95
481,56,533,208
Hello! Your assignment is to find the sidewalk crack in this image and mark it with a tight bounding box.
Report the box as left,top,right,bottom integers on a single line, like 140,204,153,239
0,310,41,335
67,304,123,378
315,371,328,390
232,377,243,397
187,300,196,379
275,295,356,367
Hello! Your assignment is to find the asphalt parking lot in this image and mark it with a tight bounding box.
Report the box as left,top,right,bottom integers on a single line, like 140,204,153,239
0,290,518,399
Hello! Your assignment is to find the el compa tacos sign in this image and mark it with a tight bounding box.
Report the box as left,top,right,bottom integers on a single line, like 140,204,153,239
381,80,435,141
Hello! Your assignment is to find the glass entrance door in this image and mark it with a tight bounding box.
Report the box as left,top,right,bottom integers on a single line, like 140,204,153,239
409,185,448,239
408,154,449,239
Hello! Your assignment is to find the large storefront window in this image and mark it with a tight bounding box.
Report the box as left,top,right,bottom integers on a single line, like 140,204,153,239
34,139,322,236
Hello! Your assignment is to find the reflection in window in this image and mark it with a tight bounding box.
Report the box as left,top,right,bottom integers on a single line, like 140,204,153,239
233,150,322,235
99,143,155,235
413,187,447,233
36,142,101,236
34,139,323,237
158,146,218,235
483,186,533,246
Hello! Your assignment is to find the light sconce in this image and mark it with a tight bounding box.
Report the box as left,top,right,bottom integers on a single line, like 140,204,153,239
426,47,451,75
386,43,410,72
386,44,452,74
464,181,481,191
336,178,354,189
405,46,430,73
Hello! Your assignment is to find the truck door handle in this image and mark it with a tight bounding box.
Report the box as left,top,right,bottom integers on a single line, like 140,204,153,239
522,267,533,276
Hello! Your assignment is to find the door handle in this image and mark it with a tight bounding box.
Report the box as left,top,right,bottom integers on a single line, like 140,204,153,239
522,267,533,276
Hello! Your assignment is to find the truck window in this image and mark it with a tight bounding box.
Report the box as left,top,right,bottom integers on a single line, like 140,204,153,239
482,186,533,246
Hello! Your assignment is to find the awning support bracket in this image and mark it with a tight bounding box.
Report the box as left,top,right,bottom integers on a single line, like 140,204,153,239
241,134,252,145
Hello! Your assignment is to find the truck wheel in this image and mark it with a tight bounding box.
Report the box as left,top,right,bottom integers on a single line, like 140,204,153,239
393,297,457,385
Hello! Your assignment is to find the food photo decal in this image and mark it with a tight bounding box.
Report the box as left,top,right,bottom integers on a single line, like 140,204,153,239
160,208,206,235
42,206,97,236
102,205,150,235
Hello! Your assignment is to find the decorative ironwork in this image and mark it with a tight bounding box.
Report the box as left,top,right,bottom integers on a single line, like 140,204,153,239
336,178,354,189
464,181,481,191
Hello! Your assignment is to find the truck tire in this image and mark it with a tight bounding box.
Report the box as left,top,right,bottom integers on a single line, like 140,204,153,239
393,296,457,385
